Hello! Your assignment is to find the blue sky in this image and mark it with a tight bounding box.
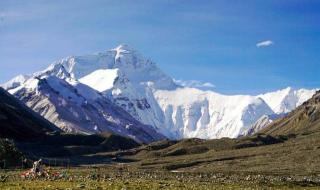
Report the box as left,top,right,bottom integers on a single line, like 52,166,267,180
0,0,319,94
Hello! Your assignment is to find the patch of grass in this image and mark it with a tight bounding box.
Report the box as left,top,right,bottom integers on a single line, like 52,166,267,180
0,168,319,190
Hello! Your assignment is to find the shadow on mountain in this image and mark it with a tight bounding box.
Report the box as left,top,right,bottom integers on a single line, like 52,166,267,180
0,87,140,167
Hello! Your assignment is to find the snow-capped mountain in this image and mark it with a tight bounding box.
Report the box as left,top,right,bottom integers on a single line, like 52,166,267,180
2,44,317,140
2,65,164,143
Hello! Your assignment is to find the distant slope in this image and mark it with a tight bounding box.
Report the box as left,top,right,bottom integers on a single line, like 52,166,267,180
0,87,60,140
260,90,320,135
101,131,320,175
17,132,141,164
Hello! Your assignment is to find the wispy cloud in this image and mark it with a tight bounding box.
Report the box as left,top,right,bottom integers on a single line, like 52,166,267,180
0,9,48,25
174,79,215,89
256,40,274,48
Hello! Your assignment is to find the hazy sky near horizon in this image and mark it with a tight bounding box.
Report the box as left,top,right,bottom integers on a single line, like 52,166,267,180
0,0,319,94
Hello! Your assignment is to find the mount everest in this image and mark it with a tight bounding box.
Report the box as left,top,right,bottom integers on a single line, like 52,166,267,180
2,44,316,140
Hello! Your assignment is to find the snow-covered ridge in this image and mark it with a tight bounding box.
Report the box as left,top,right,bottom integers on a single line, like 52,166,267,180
258,87,317,114
2,74,30,90
153,86,316,139
2,44,317,140
153,88,274,138
79,69,119,92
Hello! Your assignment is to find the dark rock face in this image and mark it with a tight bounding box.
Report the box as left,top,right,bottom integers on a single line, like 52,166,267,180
136,99,151,110
0,87,60,141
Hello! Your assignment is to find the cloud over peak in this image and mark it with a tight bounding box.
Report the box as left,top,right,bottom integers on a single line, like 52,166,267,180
256,40,274,48
174,79,215,89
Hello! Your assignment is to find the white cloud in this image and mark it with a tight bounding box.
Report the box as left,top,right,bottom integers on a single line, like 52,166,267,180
174,79,215,89
256,40,274,48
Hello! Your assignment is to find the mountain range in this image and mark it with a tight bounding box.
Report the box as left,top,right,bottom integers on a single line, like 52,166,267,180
106,90,320,176
2,44,316,141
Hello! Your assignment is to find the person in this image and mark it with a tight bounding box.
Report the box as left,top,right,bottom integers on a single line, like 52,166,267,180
32,159,43,173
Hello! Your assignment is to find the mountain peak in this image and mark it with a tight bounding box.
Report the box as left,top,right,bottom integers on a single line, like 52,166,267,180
283,86,293,92
112,44,139,62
